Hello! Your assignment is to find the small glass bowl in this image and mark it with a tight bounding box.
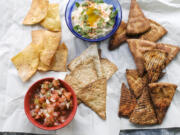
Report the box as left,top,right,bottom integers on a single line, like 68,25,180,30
65,0,122,42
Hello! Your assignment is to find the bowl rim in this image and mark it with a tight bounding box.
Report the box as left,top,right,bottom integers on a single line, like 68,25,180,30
65,0,122,42
24,77,77,131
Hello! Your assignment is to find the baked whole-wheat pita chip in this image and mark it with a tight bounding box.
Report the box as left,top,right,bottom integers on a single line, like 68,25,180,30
126,69,148,98
126,0,150,35
78,78,107,120
127,39,156,76
129,88,158,125
100,58,118,80
109,21,127,50
140,19,167,42
40,4,61,32
23,0,49,25
144,49,167,83
156,43,180,65
149,83,177,124
119,83,136,117
68,44,104,78
11,43,39,82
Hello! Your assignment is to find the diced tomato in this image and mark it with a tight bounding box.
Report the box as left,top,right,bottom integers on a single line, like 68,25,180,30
58,116,66,123
52,80,60,88
39,97,45,104
59,102,66,111
59,95,66,103
64,92,72,101
40,88,46,95
44,115,54,126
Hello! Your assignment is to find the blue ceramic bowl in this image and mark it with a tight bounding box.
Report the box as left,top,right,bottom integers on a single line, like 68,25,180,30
65,0,122,42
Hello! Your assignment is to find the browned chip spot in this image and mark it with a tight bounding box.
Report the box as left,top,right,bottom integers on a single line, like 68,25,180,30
126,69,148,98
144,49,167,83
149,82,177,124
78,78,107,120
129,88,158,125
119,83,136,117
140,19,167,42
109,21,127,50
126,0,150,35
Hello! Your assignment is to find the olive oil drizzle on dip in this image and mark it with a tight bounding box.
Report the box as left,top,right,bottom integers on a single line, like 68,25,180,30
72,0,118,39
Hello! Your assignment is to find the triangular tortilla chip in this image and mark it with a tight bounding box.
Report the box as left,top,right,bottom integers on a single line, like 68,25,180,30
40,4,61,32
129,88,158,125
11,43,39,82
149,83,177,124
144,49,167,82
78,78,107,120
109,21,127,50
140,19,167,42
23,0,49,25
68,44,104,78
100,58,118,80
126,69,148,98
126,0,150,35
119,83,136,117
127,39,156,76
157,43,180,65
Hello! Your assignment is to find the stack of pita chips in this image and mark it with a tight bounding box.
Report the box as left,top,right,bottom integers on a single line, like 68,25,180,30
65,45,118,120
109,0,167,50
118,38,179,125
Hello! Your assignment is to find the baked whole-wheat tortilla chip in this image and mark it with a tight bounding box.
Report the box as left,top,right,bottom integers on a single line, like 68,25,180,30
78,78,107,120
144,49,167,83
23,0,49,25
119,83,136,117
68,44,104,78
156,43,180,65
127,39,156,76
100,58,118,80
40,4,61,32
126,0,150,35
140,19,167,42
129,88,158,125
126,69,148,98
109,21,127,50
149,83,177,124
11,43,39,82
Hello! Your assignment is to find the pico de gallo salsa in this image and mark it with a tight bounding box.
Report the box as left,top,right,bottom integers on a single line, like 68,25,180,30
30,79,73,127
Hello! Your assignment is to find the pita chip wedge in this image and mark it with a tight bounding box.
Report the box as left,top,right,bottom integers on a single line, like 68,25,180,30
78,78,107,120
140,19,167,42
149,83,177,124
130,88,158,125
126,69,148,98
23,0,49,25
100,58,118,80
40,4,61,32
119,83,136,117
127,39,156,76
126,0,150,35
144,49,167,83
109,21,127,50
157,43,180,65
68,44,104,78
11,43,39,82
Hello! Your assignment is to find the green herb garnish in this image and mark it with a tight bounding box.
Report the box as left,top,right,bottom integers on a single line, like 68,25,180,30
110,10,118,19
93,0,104,3
82,2,88,7
73,25,83,33
75,2,80,8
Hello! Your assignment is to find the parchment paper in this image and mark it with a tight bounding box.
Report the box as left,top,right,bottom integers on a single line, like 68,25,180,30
0,0,180,135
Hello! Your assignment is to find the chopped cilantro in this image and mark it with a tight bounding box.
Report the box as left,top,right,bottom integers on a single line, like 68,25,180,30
75,2,80,8
110,10,118,19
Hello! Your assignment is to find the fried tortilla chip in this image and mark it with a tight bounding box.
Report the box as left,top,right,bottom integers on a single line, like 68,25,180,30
50,43,68,71
119,83,136,117
127,39,156,76
149,83,177,124
40,4,61,32
126,69,148,98
23,0,49,25
140,19,167,42
11,43,39,82
157,43,180,65
78,78,107,120
68,45,104,78
144,49,167,82
129,88,158,125
100,58,118,80
126,0,150,35
109,21,127,50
